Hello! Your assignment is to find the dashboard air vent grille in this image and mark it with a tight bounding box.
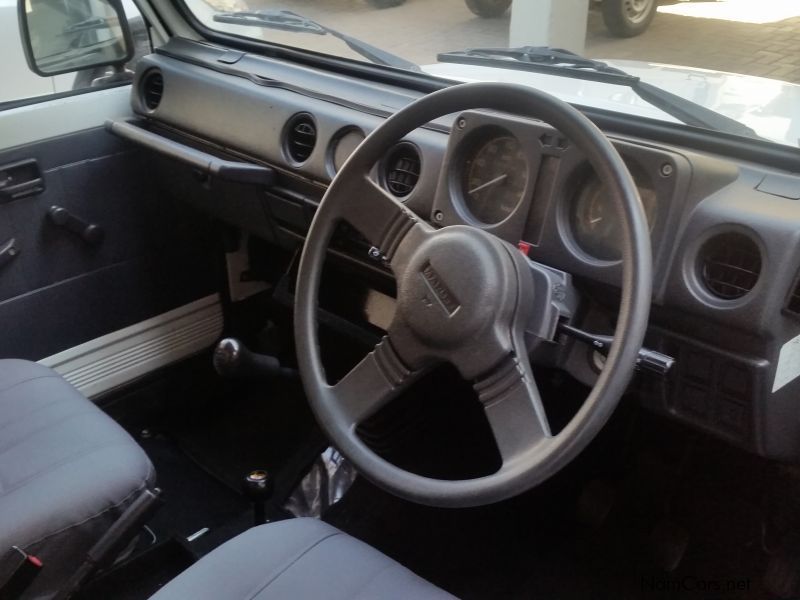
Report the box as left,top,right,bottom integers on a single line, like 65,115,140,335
698,232,761,300
285,114,317,164
384,143,420,198
142,71,163,110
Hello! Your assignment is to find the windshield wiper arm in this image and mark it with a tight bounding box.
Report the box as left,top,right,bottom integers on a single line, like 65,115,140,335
442,46,634,78
438,47,761,140
213,9,419,71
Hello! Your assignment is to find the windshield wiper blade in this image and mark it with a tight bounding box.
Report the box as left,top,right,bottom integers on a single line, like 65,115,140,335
213,9,419,71
441,46,633,78
438,46,761,140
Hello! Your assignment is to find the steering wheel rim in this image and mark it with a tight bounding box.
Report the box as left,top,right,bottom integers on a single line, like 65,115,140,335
295,82,652,508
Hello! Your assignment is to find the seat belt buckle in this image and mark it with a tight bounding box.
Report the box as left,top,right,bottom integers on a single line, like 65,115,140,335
0,546,43,600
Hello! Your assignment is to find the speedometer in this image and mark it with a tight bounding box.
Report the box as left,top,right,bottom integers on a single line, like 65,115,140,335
569,173,657,261
459,134,529,225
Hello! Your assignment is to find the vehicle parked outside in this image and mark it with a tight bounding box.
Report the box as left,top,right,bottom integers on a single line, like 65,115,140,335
464,0,659,38
595,0,659,37
366,0,660,38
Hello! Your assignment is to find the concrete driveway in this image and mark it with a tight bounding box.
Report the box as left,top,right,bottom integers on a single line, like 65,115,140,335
238,0,800,83
589,1,800,83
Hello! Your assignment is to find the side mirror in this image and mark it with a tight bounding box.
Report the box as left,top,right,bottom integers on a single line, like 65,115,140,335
18,0,134,77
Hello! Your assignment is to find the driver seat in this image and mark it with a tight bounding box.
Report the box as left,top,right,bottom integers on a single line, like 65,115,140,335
149,518,455,599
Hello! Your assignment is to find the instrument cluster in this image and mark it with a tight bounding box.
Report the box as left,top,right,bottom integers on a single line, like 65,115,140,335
432,111,683,280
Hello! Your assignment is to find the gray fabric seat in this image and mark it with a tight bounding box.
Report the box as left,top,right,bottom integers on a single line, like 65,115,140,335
0,359,155,599
150,518,456,600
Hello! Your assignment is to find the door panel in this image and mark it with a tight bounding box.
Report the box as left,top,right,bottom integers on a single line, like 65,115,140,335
0,90,220,363
0,216,22,299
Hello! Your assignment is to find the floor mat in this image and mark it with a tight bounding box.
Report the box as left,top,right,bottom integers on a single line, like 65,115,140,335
162,377,327,509
138,433,250,548
324,476,617,599
324,414,781,600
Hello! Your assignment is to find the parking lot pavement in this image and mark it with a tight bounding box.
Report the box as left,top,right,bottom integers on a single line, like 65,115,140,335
588,3,800,83
239,0,800,84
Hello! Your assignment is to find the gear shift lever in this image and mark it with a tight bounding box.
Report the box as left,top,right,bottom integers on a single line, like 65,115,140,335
213,338,296,379
242,470,274,526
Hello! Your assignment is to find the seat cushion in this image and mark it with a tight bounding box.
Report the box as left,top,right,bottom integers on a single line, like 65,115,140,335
0,359,155,599
150,518,456,600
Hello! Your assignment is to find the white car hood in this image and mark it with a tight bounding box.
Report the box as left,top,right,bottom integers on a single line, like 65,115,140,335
422,60,800,148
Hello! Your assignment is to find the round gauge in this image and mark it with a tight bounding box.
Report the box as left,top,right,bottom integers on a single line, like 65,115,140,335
459,134,529,225
569,174,658,261
331,129,366,174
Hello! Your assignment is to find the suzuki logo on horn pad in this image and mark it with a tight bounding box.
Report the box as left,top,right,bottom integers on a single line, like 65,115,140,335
420,261,460,316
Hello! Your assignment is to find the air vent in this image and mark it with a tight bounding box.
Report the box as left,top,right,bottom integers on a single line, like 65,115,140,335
284,114,317,164
141,70,163,111
384,143,421,198
698,232,761,300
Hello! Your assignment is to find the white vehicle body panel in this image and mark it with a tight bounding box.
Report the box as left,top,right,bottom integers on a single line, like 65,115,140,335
423,60,800,148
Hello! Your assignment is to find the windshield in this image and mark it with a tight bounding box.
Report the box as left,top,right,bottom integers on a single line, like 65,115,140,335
184,0,800,149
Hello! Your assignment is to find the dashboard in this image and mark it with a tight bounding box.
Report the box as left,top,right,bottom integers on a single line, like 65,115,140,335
117,37,800,463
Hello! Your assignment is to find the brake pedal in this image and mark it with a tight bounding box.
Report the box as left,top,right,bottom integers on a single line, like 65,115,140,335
650,519,689,572
764,553,800,599
576,479,616,529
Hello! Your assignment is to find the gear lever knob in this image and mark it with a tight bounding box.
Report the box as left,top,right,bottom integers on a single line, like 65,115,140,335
213,338,297,379
242,470,273,526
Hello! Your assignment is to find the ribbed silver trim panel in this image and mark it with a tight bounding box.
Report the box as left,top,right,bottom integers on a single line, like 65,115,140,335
39,295,223,398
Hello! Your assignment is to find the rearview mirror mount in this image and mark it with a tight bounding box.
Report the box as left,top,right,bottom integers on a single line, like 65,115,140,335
18,0,134,77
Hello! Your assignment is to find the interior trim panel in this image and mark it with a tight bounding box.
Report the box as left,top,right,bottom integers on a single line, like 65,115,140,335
39,294,223,399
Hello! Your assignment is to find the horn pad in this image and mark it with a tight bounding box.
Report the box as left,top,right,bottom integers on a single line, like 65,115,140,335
396,226,519,350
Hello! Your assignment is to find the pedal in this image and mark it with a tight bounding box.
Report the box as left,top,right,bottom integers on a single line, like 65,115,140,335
576,479,616,529
764,553,800,599
649,519,689,572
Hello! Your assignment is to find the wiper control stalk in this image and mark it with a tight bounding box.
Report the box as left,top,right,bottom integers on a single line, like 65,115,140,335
557,322,675,377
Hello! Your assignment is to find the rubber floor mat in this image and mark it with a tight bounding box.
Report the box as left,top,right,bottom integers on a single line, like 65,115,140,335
163,377,327,508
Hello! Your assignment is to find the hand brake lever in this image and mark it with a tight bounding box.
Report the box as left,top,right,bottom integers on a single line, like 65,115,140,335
556,322,675,376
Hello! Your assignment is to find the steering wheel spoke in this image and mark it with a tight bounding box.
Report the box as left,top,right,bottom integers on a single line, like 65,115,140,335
474,356,552,463
336,175,428,271
331,334,421,427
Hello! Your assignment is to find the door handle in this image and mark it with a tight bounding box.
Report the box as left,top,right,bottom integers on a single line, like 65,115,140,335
0,159,44,202
0,238,20,269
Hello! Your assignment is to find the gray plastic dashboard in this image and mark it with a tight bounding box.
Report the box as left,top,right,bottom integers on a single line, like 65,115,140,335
122,37,800,461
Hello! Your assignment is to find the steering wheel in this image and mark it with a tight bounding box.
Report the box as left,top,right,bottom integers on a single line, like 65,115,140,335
295,82,652,508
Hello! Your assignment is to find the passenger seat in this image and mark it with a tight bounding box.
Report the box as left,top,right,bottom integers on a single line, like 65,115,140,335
0,359,155,599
